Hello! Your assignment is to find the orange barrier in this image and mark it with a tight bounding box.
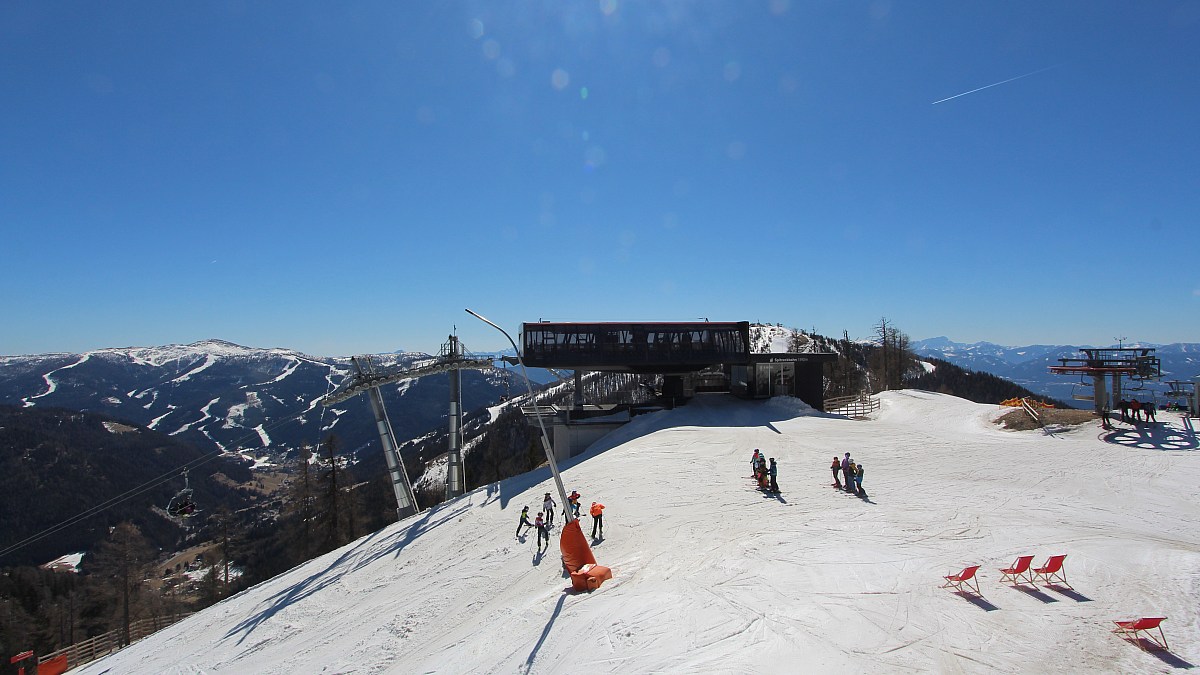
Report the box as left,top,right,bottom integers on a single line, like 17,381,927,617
1000,398,1055,409
559,519,611,592
38,655,68,675
559,520,596,572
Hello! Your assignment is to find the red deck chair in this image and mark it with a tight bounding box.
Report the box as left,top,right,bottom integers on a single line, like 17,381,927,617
998,555,1035,585
1032,554,1071,588
1112,617,1168,651
940,565,982,595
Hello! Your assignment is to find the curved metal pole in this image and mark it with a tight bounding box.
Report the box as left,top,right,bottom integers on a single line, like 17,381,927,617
466,309,575,524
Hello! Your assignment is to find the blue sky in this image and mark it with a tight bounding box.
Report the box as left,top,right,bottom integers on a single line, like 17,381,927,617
2,1,1197,356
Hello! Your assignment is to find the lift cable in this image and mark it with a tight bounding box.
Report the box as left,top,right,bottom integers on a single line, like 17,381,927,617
0,403,315,562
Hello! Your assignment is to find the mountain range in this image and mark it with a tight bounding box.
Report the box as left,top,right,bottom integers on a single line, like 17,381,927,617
910,337,1200,407
0,340,521,468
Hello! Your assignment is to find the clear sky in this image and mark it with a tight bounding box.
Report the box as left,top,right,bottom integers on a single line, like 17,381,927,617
3,1,1197,357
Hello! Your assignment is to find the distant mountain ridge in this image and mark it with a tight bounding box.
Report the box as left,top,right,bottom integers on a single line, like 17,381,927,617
0,339,519,466
911,337,1200,406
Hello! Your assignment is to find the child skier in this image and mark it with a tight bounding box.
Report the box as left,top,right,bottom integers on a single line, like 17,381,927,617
535,512,549,549
516,505,533,537
768,458,779,493
855,463,867,498
567,490,581,519
543,492,557,528
831,456,842,488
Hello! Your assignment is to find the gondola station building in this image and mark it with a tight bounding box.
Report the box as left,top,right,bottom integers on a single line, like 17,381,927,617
519,321,836,459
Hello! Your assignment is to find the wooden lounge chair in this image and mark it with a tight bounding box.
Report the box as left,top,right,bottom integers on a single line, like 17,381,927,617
998,555,1036,585
1112,617,1168,651
1032,554,1071,588
940,565,982,595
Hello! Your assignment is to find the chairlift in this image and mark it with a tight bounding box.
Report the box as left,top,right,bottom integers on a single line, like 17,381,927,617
1071,381,1094,401
166,470,198,519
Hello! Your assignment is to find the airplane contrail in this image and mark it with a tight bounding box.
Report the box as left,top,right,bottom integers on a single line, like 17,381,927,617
932,65,1059,105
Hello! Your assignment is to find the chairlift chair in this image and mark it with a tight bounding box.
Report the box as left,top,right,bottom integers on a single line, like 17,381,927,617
166,470,198,519
1071,381,1094,402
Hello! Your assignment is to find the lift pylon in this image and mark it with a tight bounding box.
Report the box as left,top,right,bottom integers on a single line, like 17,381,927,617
321,346,495,517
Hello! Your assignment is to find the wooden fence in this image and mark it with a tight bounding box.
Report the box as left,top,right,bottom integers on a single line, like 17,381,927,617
38,612,193,672
824,393,880,418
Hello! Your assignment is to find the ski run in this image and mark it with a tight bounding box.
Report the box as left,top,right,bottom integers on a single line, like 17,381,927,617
77,391,1199,674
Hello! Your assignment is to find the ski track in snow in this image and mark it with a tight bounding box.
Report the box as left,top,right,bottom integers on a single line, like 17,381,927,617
76,392,1200,674
25,353,91,404
172,398,219,436
167,354,216,385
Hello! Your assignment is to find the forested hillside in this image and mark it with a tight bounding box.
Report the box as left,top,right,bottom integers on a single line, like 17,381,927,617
0,406,254,566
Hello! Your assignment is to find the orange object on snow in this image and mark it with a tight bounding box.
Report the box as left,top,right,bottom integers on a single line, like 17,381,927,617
559,519,596,572
571,564,613,592
560,519,612,591
590,502,605,517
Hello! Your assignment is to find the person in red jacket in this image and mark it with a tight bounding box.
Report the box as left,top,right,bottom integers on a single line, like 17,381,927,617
534,512,549,549
590,501,605,539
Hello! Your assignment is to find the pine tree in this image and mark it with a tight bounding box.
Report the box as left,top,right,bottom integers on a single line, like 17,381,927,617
87,522,154,646
317,435,343,552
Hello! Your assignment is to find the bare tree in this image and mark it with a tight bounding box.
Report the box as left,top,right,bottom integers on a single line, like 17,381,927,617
88,522,154,646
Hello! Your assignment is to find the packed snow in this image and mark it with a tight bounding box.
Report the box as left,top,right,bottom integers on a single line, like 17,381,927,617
77,391,1199,674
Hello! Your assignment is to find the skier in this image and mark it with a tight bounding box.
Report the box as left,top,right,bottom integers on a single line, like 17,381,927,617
590,501,605,539
831,456,842,489
1100,402,1112,429
847,459,857,493
515,505,533,538
841,453,852,492
535,512,549,549
567,490,581,519
1130,398,1143,423
768,458,779,493
543,492,557,528
751,449,761,476
1145,402,1157,424
855,463,867,498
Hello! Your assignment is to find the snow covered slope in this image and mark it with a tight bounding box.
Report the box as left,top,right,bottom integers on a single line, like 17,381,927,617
77,392,1200,674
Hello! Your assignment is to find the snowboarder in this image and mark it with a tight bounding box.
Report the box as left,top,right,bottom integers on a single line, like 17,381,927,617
535,512,549,549
768,458,779,493
831,456,842,488
543,492,557,528
515,505,533,537
855,463,867,498
590,501,605,539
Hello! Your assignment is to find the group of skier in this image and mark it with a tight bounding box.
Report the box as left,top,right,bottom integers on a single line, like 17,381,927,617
515,490,606,550
750,449,779,493
1117,398,1157,424
832,452,867,498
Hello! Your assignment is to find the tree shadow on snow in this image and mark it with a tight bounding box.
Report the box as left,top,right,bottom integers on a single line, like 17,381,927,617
523,592,568,674
223,500,471,645
951,591,1000,611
